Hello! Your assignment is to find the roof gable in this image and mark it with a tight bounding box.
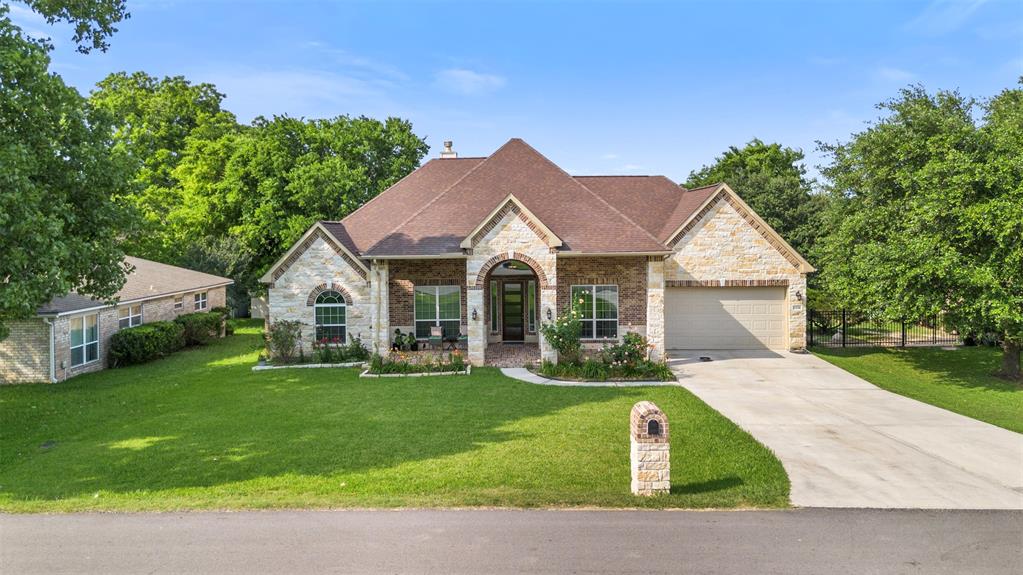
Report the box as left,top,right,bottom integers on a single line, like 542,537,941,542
460,194,563,250
259,222,369,284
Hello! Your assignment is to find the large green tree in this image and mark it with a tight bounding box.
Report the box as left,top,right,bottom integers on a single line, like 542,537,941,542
0,4,131,339
686,139,824,259
817,84,1023,379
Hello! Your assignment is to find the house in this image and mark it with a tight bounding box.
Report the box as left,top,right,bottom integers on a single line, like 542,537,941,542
261,138,814,366
0,257,233,383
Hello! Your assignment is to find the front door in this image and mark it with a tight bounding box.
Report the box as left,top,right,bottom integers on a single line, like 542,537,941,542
502,282,524,341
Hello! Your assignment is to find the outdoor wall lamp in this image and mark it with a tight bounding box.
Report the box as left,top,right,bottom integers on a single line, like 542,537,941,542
546,307,553,320
795,290,803,301
472,307,478,321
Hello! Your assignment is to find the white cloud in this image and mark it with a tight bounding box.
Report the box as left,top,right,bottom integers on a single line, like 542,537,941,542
905,0,989,36
434,68,506,95
875,66,918,82
302,41,408,83
618,163,645,172
601,153,619,160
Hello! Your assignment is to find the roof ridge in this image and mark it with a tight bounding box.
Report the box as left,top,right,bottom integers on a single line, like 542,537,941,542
522,143,669,249
363,139,520,255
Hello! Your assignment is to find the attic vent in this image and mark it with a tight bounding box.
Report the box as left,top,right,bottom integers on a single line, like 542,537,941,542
440,140,458,159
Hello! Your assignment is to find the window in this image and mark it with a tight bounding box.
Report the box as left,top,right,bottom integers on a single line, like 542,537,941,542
415,285,460,339
194,292,207,311
527,280,536,333
489,280,498,333
118,304,142,329
70,313,99,367
571,285,619,339
174,296,183,310
314,290,346,342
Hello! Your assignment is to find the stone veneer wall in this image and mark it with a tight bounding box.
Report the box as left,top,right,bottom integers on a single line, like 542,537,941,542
387,259,467,336
267,235,372,349
465,209,558,365
556,256,648,346
667,195,807,349
3,286,228,384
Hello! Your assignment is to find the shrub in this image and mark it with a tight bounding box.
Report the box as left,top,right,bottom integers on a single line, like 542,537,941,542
174,312,224,346
367,350,468,375
265,320,303,363
538,299,584,364
108,321,185,367
600,332,648,368
537,357,674,382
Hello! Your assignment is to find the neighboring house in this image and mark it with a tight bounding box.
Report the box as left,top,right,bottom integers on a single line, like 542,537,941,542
262,138,814,366
0,257,232,384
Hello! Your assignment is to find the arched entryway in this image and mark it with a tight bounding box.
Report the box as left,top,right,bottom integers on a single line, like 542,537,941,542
481,259,541,367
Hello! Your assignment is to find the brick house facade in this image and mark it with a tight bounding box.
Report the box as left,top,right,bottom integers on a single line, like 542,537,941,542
1,258,231,384
262,139,815,366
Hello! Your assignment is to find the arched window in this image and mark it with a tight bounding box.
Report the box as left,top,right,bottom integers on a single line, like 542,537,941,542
314,290,346,342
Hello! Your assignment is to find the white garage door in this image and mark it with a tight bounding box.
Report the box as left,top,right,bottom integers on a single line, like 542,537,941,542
665,287,787,350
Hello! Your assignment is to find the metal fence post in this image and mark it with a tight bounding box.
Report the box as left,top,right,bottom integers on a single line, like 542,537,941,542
901,320,907,347
841,309,847,348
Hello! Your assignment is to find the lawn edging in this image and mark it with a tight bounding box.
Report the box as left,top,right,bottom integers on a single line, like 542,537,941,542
252,361,367,372
360,365,472,378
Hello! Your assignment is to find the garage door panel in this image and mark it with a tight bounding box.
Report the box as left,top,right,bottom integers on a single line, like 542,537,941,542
665,287,787,350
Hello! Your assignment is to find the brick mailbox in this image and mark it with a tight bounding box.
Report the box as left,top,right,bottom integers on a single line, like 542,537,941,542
630,401,670,496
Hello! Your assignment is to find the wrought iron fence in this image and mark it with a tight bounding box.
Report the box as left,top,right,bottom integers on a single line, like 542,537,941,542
807,310,959,348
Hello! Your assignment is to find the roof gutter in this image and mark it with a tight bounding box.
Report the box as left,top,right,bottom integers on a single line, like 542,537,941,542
364,253,467,260
556,251,673,257
36,281,234,318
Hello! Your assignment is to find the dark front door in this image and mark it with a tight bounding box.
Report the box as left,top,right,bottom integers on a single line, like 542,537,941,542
502,282,524,341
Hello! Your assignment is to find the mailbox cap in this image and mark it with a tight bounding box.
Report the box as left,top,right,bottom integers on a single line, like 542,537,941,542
631,401,669,443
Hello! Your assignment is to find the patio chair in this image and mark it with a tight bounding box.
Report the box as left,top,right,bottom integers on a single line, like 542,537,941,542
429,326,444,350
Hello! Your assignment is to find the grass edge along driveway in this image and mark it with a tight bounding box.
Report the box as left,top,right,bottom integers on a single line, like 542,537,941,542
0,320,789,512
813,346,1023,434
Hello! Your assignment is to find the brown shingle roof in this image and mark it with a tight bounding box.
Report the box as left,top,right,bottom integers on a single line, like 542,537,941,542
37,257,233,315
321,139,726,257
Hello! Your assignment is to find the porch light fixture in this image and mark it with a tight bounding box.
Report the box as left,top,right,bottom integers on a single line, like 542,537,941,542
472,307,478,321
795,290,803,301
546,307,552,321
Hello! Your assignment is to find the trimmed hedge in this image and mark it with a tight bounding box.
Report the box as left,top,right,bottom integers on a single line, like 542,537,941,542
109,321,186,367
174,312,224,346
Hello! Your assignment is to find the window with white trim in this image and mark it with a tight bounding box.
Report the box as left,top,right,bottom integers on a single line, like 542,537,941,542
118,304,142,329
570,285,619,339
489,280,498,333
527,280,537,333
70,313,99,367
194,292,207,311
414,285,460,339
174,296,183,310
314,290,346,342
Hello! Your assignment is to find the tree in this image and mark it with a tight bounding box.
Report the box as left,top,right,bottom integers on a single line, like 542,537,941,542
816,83,1023,380
686,139,824,259
16,0,128,53
89,72,238,260
0,6,131,339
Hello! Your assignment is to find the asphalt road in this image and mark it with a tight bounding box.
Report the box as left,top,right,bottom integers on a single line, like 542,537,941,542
2,509,1021,574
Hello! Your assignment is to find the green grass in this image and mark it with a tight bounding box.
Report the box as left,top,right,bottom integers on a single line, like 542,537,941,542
0,320,788,512
813,346,1023,433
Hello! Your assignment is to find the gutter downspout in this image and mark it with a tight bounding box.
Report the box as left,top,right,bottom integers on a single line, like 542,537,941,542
42,317,56,383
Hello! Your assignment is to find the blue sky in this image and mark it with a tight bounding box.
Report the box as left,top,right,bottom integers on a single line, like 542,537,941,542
10,0,1023,182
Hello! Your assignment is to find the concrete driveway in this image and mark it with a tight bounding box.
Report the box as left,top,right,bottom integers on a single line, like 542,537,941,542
668,350,1023,509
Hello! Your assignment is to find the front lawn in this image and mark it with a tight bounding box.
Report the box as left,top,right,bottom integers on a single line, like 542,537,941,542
0,320,788,512
813,346,1023,433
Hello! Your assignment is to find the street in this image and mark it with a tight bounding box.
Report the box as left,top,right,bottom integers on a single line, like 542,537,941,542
2,509,1021,574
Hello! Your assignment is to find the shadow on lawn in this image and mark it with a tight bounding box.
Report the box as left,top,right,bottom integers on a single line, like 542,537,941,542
1,329,658,503
812,346,1021,394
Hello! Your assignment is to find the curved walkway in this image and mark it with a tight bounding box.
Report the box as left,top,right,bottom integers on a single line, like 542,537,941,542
499,368,678,387
668,350,1023,509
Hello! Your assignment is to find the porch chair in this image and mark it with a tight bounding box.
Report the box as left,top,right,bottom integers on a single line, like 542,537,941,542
429,326,444,350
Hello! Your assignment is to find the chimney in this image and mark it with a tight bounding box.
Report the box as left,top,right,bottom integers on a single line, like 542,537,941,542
440,140,458,159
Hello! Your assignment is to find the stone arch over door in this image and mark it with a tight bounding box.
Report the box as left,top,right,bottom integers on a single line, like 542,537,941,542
306,283,354,306
473,252,551,289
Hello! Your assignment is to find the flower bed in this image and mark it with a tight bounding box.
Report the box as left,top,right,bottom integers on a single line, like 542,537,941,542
533,359,674,382
363,350,470,377
252,360,366,372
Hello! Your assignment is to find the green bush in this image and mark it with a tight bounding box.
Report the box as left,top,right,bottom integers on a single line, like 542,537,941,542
265,320,303,363
174,312,224,346
538,299,584,364
108,321,185,367
600,332,647,367
537,358,674,382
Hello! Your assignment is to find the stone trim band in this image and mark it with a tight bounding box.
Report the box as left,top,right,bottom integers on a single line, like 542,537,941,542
473,251,551,288
665,279,790,287
306,283,354,306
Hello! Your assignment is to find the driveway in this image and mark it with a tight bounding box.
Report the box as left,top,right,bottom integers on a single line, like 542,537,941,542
668,350,1023,509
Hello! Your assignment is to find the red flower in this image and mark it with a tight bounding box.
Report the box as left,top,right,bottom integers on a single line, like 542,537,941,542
332,337,341,344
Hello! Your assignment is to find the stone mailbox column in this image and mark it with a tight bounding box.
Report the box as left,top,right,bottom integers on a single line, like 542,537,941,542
630,401,669,496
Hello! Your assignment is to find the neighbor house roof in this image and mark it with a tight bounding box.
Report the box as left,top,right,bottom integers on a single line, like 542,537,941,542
37,257,233,316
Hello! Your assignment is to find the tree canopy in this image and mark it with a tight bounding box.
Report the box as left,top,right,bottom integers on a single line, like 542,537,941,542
0,5,132,339
685,139,824,259
816,83,1023,379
